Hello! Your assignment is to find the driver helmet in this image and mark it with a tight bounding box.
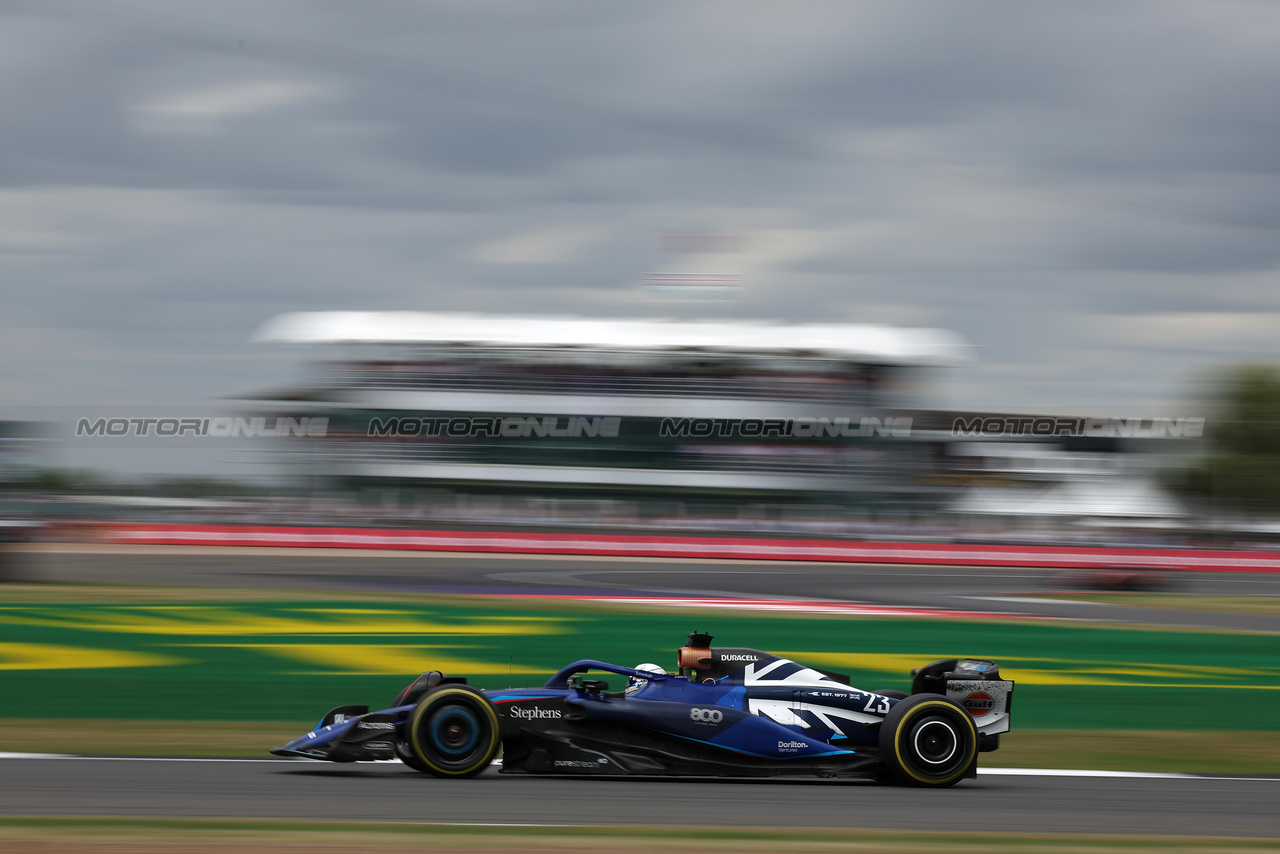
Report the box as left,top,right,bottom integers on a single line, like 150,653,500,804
626,662,665,694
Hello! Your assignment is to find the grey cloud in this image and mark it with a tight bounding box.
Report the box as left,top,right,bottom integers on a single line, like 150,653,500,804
3,0,1280,413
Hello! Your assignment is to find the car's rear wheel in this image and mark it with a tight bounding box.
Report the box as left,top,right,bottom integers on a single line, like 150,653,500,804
406,685,500,778
877,693,978,787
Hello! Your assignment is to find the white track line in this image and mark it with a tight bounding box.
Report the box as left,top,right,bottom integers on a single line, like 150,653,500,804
981,768,1278,782
979,767,1191,779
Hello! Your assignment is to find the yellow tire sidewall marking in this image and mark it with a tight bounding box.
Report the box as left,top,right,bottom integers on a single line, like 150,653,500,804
893,700,978,786
409,687,500,776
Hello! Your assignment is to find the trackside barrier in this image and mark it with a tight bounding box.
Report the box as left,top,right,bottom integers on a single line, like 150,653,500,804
94,524,1280,572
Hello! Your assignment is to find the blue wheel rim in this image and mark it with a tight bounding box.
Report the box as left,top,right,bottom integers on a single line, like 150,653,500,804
430,706,481,756
416,698,493,771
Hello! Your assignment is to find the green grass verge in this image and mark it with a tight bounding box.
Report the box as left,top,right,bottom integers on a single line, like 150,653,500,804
2,583,1278,772
1,817,1276,853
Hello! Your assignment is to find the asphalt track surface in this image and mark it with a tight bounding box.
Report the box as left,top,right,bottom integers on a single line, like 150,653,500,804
1,756,1277,837
8,545,1280,837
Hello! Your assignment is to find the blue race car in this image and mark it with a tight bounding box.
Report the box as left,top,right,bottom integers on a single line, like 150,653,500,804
271,631,1014,787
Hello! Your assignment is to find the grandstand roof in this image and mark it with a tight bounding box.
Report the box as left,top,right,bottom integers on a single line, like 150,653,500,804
252,312,971,364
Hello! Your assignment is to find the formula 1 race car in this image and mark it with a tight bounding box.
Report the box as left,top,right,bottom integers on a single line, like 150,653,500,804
271,632,1014,787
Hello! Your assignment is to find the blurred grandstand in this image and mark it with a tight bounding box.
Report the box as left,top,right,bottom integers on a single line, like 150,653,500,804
228,311,1230,543
245,311,969,523
10,313,1244,546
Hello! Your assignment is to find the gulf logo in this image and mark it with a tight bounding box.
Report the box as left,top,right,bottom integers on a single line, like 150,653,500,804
962,691,996,717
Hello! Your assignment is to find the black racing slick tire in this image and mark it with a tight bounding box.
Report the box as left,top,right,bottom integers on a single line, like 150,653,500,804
877,693,978,787
406,685,500,778
394,740,432,774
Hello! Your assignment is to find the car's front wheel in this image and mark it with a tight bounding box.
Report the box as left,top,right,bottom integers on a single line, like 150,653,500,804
877,693,978,787
394,739,432,773
405,685,500,778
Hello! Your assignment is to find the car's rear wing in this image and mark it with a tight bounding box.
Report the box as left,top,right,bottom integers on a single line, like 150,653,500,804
945,678,1013,736
913,658,1014,737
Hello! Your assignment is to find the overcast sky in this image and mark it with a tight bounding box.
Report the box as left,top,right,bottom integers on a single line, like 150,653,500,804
3,0,1279,418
